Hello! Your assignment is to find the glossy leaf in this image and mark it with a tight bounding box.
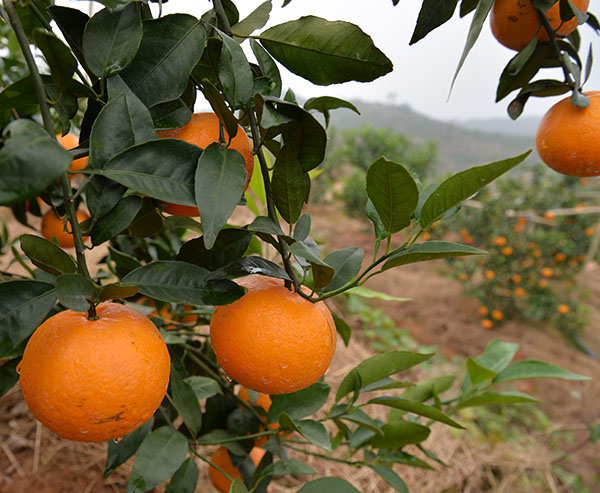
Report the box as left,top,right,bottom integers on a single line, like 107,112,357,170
33,29,77,93
126,198,164,238
183,376,222,400
366,158,419,234
195,143,247,249
49,6,91,75
55,274,98,312
336,352,433,402
339,408,383,435
419,151,531,229
247,216,284,236
83,4,142,78
218,30,254,109
456,391,539,409
207,256,291,282
150,99,193,131
466,358,497,385
198,78,239,138
99,283,138,302
292,214,311,241
126,426,189,492
332,313,351,347
493,361,591,383
303,96,360,127
0,359,20,399
250,39,282,97
475,339,520,373
176,229,252,270
164,458,198,493
0,120,71,205
299,477,361,493
280,414,332,452
105,419,152,477
271,146,311,224
259,459,315,478
91,196,142,245
170,366,202,435
20,234,77,276
411,0,459,44
370,421,431,449
101,140,202,205
382,241,486,271
259,16,392,85
86,176,127,218
370,465,408,493
344,287,410,302
0,280,56,357
121,15,206,107
232,1,272,38
322,247,363,292
401,375,455,402
366,397,464,428
122,260,245,305
268,383,330,422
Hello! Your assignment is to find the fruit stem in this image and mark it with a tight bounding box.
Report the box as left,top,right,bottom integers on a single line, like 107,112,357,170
87,303,98,321
4,0,93,283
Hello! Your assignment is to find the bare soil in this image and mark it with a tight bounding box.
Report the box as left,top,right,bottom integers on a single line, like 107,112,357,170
1,205,599,492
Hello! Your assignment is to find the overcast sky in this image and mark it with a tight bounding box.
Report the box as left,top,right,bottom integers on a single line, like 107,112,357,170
64,0,600,122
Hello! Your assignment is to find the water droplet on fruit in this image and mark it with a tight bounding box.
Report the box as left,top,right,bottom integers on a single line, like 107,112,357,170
80,430,88,435
15,362,21,375
113,437,123,443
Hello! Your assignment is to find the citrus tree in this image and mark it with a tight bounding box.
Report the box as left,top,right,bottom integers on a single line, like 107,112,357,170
0,0,596,492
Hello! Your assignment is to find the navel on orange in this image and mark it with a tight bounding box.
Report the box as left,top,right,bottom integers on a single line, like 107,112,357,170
18,303,171,442
210,275,336,395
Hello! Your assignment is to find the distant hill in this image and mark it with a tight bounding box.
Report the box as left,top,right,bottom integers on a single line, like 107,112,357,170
328,101,538,172
459,115,540,137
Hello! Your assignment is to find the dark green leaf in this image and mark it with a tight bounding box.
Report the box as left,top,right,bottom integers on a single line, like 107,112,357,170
419,151,531,228
339,408,383,435
86,176,127,218
108,246,142,278
385,450,434,470
312,263,334,290
304,96,360,116
217,30,254,109
170,366,202,435
20,234,77,276
0,359,20,398
198,78,239,138
292,214,311,241
126,426,189,493
247,216,284,236
382,241,486,271
176,229,252,270
299,477,361,493
336,351,433,402
366,199,387,240
259,16,392,85
370,465,408,493
232,1,272,38
332,313,351,347
370,421,430,449
33,29,77,93
280,414,332,452
231,479,250,493
366,158,419,234
101,140,202,205
493,360,591,383
55,274,98,312
122,260,245,305
410,0,459,44
99,283,138,302
0,120,71,205
105,419,152,477
83,4,142,78
271,146,310,224
165,457,198,493
366,397,464,428
250,39,282,97
121,14,206,107
259,459,315,478
268,382,330,422
91,196,142,245
126,197,163,238
289,240,329,267
183,376,222,400
207,256,290,282
322,247,363,292
456,391,539,409
0,280,56,357
195,143,247,249
150,99,193,131
49,6,91,76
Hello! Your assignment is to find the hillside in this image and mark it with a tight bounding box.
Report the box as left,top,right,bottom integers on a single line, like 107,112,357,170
328,101,538,172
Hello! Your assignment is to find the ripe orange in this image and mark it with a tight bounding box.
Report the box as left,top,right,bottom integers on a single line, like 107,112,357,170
484,270,496,280
41,209,90,248
481,319,494,330
210,275,336,394
57,133,88,172
208,446,265,493
158,113,254,217
585,227,595,237
538,279,549,288
540,267,554,278
512,274,522,283
238,387,278,447
494,236,507,246
421,231,431,241
557,304,570,314
478,306,489,317
515,287,526,297
17,303,170,442
554,252,567,262
490,0,590,51
536,91,600,177
501,246,513,256
491,309,504,321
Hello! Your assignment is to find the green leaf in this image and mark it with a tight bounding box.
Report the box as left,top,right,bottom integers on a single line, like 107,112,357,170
370,421,431,449
292,214,311,241
90,78,157,169
299,477,361,493
83,4,142,78
33,29,77,94
401,375,455,402
150,99,193,131
91,0,136,12
366,199,387,240
199,78,239,138
339,408,384,435
164,457,198,493
303,96,360,127
332,313,351,347
55,274,98,312
247,216,285,236
289,240,330,268
176,229,252,270
126,197,163,238
345,287,410,302
122,260,244,305
370,465,409,493
466,358,497,385
126,426,189,493
475,339,520,372
365,397,464,429
456,391,539,409
382,241,486,271
366,158,419,234
493,360,591,383
419,151,531,228
195,143,247,249
230,479,250,493
217,30,254,110
232,1,272,38
20,234,77,276
101,140,202,205
99,283,138,302
0,359,20,399
259,459,315,478
183,376,222,400
385,450,434,470
259,16,392,85
0,280,56,357
86,176,127,218
105,419,152,477
121,14,206,107
170,366,202,435
91,196,142,245
207,256,290,282
322,248,363,292
280,414,332,452
0,120,71,205
336,351,433,402
410,0,459,44
250,39,282,97
271,145,310,224
108,246,142,278
268,382,330,422
49,6,91,76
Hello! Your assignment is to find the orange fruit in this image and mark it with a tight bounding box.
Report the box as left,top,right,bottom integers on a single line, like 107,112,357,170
494,236,508,246
481,319,494,330
458,273,469,281
478,306,489,317
512,274,522,283
491,309,504,321
532,249,542,258
17,303,170,442
544,211,556,219
557,304,570,314
210,275,336,394
464,235,474,244
501,246,514,256
209,446,265,493
421,231,431,241
57,133,88,172
515,287,526,297
554,252,567,262
585,227,595,237
158,113,254,216
484,270,496,280
540,267,554,278
536,91,600,177
490,0,590,51
41,209,90,248
238,387,278,447
538,279,549,288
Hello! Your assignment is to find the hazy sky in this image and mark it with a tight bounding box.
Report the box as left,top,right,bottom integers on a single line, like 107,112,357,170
63,0,600,122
